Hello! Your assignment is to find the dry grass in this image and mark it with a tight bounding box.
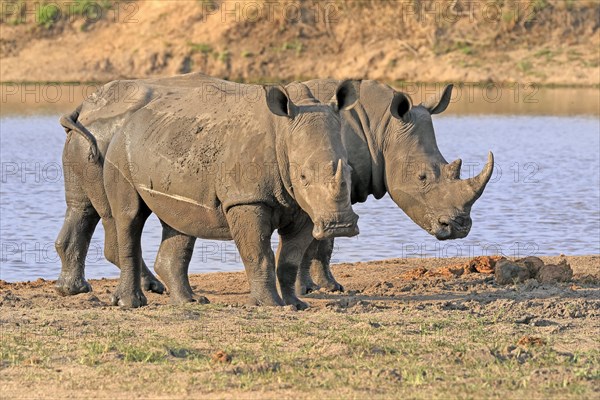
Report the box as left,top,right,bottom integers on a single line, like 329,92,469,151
0,0,598,84
1,255,599,399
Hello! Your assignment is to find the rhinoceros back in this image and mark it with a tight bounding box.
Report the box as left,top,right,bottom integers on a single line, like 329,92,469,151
104,75,290,239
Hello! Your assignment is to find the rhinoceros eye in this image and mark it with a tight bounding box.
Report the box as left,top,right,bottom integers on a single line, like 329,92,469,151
418,172,427,182
300,173,309,186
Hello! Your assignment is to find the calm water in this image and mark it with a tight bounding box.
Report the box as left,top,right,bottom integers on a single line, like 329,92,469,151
1,112,599,282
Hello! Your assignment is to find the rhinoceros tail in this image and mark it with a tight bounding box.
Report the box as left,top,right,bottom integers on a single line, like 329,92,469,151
59,105,99,162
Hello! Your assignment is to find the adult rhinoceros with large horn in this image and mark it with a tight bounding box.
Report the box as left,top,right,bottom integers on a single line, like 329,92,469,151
293,80,494,293
55,73,360,309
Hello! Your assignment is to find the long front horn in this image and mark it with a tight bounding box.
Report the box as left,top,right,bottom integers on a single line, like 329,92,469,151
465,152,494,202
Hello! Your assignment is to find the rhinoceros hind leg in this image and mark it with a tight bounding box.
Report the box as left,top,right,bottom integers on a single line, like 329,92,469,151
227,204,284,307
310,238,344,292
108,221,149,309
141,268,166,294
154,222,197,301
295,276,320,296
276,217,314,310
101,215,166,294
104,161,150,309
55,203,100,296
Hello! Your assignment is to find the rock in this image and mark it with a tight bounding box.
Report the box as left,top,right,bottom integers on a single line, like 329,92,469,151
516,256,545,276
495,259,531,285
537,259,573,284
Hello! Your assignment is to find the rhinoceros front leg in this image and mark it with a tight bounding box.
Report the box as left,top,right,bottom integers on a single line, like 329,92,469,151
300,238,344,293
153,223,208,305
295,238,321,295
226,204,283,307
276,219,314,310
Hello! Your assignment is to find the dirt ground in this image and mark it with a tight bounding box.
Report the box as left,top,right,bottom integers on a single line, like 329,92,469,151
1,255,598,399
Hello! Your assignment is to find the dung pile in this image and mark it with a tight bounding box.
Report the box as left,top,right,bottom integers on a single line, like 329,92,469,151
399,256,573,285
495,257,573,285
401,256,503,280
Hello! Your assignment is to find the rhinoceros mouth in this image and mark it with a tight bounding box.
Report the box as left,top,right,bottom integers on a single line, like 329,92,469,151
312,213,360,240
430,214,472,240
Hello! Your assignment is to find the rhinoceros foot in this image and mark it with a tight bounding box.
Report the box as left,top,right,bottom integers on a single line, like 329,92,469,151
169,293,210,305
193,295,211,304
312,272,344,292
282,294,309,311
319,279,344,293
141,274,166,294
110,286,147,308
296,279,320,295
55,275,92,296
245,293,285,307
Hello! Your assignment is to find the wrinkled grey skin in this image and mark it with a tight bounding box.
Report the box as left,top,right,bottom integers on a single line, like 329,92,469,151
145,80,494,298
55,73,360,308
56,77,493,305
293,80,494,293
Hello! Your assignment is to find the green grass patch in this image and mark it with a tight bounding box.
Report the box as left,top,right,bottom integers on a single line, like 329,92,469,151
188,42,213,55
518,60,534,73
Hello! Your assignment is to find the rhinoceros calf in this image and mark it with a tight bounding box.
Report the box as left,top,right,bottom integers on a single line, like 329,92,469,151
147,80,494,298
56,73,360,308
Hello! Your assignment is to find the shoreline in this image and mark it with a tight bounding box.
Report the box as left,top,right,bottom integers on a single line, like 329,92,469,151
2,254,598,297
2,254,599,285
2,81,599,118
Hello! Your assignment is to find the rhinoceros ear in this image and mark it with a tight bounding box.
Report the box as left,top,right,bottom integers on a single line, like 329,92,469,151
390,91,412,120
423,84,453,115
331,80,359,111
264,85,297,118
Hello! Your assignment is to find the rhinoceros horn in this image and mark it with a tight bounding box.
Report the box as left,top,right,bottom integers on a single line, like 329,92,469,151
445,158,462,180
464,151,494,203
334,158,344,184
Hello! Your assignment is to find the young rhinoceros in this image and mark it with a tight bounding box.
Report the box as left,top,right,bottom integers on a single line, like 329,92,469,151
56,73,360,309
293,80,494,293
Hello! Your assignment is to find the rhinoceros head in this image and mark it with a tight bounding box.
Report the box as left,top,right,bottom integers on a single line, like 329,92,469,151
265,81,360,240
383,85,494,240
